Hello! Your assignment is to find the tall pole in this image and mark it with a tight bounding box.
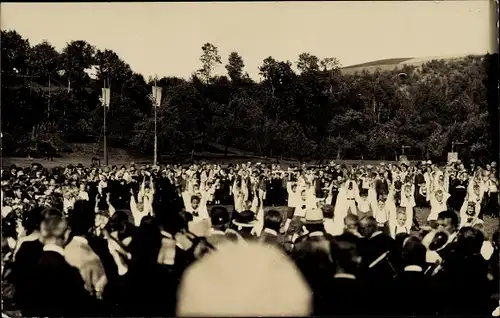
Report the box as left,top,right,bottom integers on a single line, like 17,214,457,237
104,78,108,166
153,77,158,166
47,75,51,119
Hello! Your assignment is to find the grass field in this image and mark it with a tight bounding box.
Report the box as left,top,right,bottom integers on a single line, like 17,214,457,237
3,156,404,169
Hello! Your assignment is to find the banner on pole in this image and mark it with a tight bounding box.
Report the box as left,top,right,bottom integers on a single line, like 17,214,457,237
447,152,458,163
101,88,111,108
152,86,162,107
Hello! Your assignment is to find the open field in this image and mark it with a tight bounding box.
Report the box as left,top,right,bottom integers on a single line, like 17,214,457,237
3,156,405,169
340,54,482,75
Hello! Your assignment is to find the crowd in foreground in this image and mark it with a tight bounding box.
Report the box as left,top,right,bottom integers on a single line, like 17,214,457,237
1,159,499,317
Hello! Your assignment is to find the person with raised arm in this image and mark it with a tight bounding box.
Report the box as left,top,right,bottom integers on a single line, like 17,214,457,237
129,177,154,227
427,188,451,228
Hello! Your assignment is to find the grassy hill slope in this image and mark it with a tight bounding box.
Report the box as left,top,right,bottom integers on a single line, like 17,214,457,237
341,54,483,75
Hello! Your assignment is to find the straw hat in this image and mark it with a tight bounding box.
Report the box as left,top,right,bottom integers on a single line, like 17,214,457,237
300,208,324,225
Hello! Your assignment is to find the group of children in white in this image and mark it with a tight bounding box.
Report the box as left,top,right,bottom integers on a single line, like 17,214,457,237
176,161,496,240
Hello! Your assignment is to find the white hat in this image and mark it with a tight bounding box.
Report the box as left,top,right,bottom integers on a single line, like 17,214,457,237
427,160,432,165
176,242,312,317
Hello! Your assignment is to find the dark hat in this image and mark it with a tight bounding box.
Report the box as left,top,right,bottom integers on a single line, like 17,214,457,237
427,230,449,251
232,210,257,228
321,204,334,219
210,206,230,226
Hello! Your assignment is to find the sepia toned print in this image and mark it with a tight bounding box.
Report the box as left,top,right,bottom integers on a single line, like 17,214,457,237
1,2,498,317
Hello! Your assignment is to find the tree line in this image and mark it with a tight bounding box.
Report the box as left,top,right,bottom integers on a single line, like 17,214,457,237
1,30,498,162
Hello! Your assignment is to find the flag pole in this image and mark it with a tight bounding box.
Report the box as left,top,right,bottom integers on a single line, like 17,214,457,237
153,76,158,166
104,78,108,166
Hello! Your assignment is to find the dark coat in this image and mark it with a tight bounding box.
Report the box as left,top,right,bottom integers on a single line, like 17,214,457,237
13,239,44,314
390,268,441,316
31,249,90,317
320,276,369,316
360,232,397,283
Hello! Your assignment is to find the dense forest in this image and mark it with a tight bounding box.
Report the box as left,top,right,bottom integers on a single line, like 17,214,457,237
1,30,498,162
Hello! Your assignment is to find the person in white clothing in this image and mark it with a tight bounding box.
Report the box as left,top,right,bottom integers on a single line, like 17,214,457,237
390,210,411,239
185,195,209,221
427,189,450,228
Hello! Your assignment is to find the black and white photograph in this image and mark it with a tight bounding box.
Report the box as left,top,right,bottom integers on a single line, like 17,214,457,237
1,1,499,317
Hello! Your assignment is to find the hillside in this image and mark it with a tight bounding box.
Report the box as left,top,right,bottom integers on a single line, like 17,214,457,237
341,54,482,75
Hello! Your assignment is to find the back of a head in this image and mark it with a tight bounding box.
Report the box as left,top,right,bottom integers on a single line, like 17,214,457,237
263,210,282,232
22,206,45,235
456,227,484,255
41,214,68,241
359,216,377,237
42,207,63,219
210,206,230,230
330,232,362,275
68,200,95,236
177,242,312,317
401,236,426,267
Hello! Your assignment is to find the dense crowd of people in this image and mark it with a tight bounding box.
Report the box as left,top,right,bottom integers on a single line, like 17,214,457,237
1,159,499,317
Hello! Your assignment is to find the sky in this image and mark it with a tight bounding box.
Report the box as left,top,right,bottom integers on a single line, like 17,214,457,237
1,1,494,80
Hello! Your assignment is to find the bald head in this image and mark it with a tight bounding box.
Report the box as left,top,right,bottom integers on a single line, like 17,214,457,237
177,242,312,317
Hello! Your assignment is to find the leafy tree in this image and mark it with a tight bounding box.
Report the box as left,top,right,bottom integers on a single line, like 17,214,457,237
297,53,319,74
225,52,246,82
197,43,222,84
27,41,60,78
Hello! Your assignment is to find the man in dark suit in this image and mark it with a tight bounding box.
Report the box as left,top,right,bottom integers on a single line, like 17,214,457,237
206,206,231,247
13,206,45,316
292,208,333,315
258,209,285,249
390,236,441,316
31,212,90,317
438,227,490,316
359,216,397,285
321,232,367,316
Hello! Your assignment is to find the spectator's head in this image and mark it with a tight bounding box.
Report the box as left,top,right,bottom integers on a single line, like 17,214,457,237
177,242,312,317
455,226,484,256
437,210,459,234
2,211,17,239
232,210,257,233
263,210,282,233
359,216,378,238
344,213,359,233
210,206,230,231
395,232,410,249
22,206,45,235
302,208,325,233
330,232,362,276
401,236,426,268
427,230,450,251
68,200,95,238
105,210,135,241
40,213,69,247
